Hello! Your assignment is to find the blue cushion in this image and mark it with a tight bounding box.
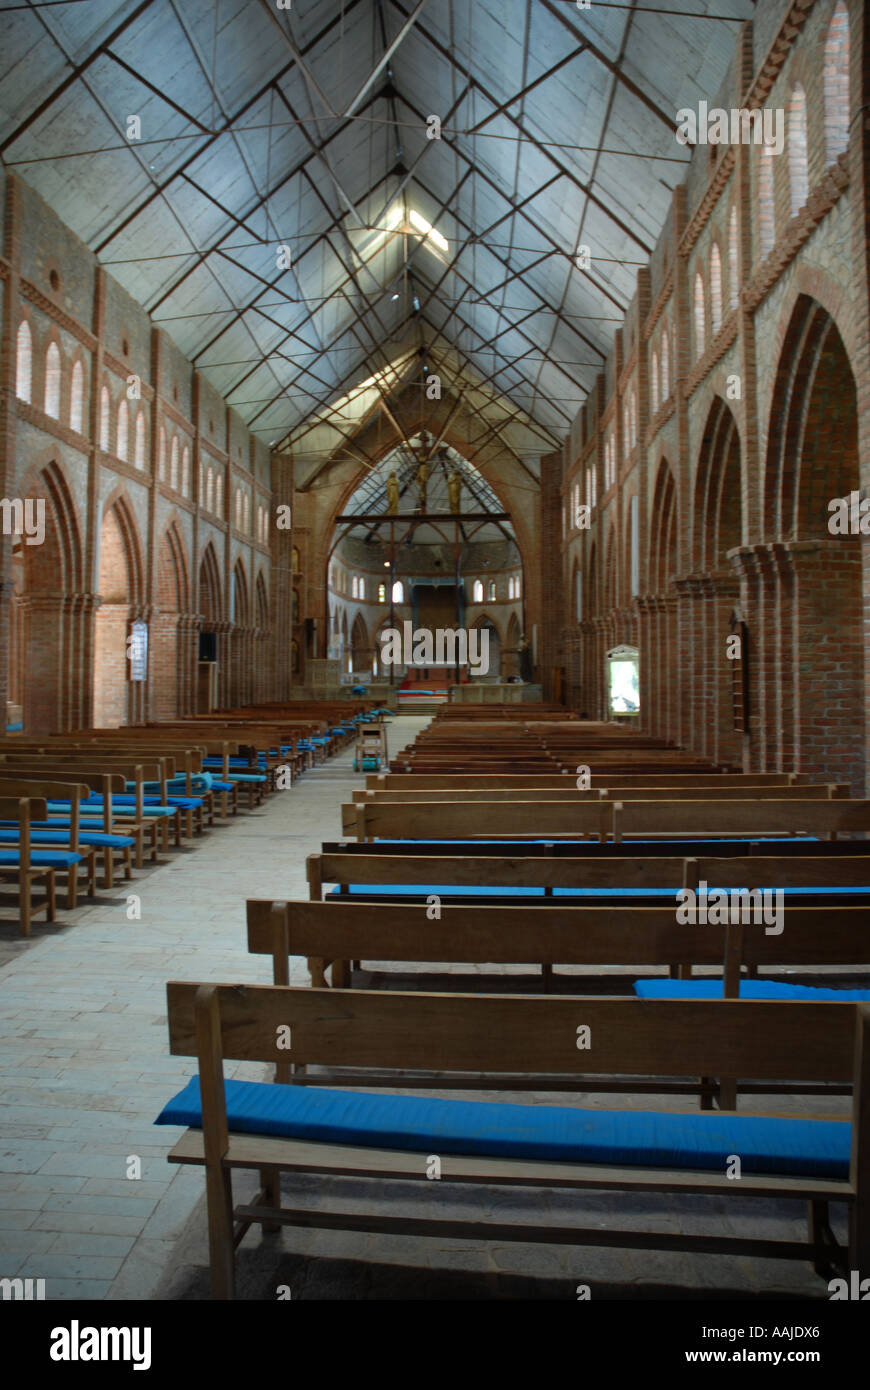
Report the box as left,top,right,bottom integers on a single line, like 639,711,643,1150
0,828,132,849
155,1077,850,1179
0,848,80,866
329,884,547,898
634,979,870,1002
5,722,23,732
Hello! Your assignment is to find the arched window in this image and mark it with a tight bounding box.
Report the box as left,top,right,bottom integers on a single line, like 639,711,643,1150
487,580,497,602
99,386,110,452
70,359,84,433
824,2,850,164
243,493,250,533
291,546,300,573
391,579,404,604
359,577,366,601
116,398,128,461
472,578,484,603
16,321,32,403
159,428,167,481
514,575,521,598
170,437,179,490
728,206,739,310
206,467,214,512
44,341,61,418
710,244,723,335
234,488,241,529
134,410,146,469
630,390,637,448
651,351,659,415
788,85,809,215
623,402,630,449
181,446,190,496
377,583,386,603
693,272,706,358
215,474,222,516
352,576,359,599
758,143,775,258
661,330,669,400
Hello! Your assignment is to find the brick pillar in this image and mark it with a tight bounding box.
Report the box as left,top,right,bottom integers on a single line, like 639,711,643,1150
789,540,865,790
539,451,564,699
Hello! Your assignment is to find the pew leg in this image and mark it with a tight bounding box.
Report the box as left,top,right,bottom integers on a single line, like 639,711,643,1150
308,957,327,988
718,1077,737,1111
259,1168,281,1235
808,1200,840,1278
47,871,56,922
20,871,31,938
699,1077,714,1111
205,1162,236,1300
331,958,349,989
848,1193,869,1278
66,864,78,911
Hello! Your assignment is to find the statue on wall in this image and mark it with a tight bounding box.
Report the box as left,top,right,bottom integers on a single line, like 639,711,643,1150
518,632,533,683
447,470,462,515
385,471,400,514
416,459,429,511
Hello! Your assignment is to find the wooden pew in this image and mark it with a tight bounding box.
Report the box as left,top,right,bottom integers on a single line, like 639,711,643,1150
367,772,811,790
0,778,102,906
347,797,870,843
247,897,870,1108
0,796,56,935
162,981,869,1299
352,784,848,804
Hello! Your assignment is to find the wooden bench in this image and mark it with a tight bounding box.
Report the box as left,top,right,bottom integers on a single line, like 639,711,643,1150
0,796,57,935
0,778,103,906
347,797,870,843
248,896,870,1108
352,783,848,804
161,981,870,1299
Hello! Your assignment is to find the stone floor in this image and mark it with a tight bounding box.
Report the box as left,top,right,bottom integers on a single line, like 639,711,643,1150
0,715,849,1301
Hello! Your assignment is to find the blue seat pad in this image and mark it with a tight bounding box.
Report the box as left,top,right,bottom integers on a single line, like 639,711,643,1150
155,1077,849,1179
68,797,176,818
0,848,80,866
0,827,132,849
634,978,870,1002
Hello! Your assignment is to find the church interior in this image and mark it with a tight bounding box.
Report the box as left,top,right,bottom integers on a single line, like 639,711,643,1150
1,0,870,1337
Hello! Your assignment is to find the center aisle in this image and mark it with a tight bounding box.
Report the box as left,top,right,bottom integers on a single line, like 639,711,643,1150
0,714,431,1301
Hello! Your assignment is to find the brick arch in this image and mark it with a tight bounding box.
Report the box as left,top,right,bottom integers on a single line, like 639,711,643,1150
602,524,618,613
649,459,678,592
16,456,83,595
99,490,144,607
694,396,743,571
198,542,223,625
255,570,269,629
586,539,598,619
12,457,85,731
156,518,188,614
231,559,250,628
151,519,191,722
93,493,145,727
763,294,858,541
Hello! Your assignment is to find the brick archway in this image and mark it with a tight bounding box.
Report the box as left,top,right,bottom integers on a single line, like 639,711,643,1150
12,458,85,732
741,295,863,787
93,495,144,728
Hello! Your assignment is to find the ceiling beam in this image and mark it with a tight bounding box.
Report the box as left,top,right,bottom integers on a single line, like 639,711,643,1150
343,0,430,118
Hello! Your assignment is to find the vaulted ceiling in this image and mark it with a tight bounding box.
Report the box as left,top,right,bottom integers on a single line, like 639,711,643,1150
2,0,755,486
